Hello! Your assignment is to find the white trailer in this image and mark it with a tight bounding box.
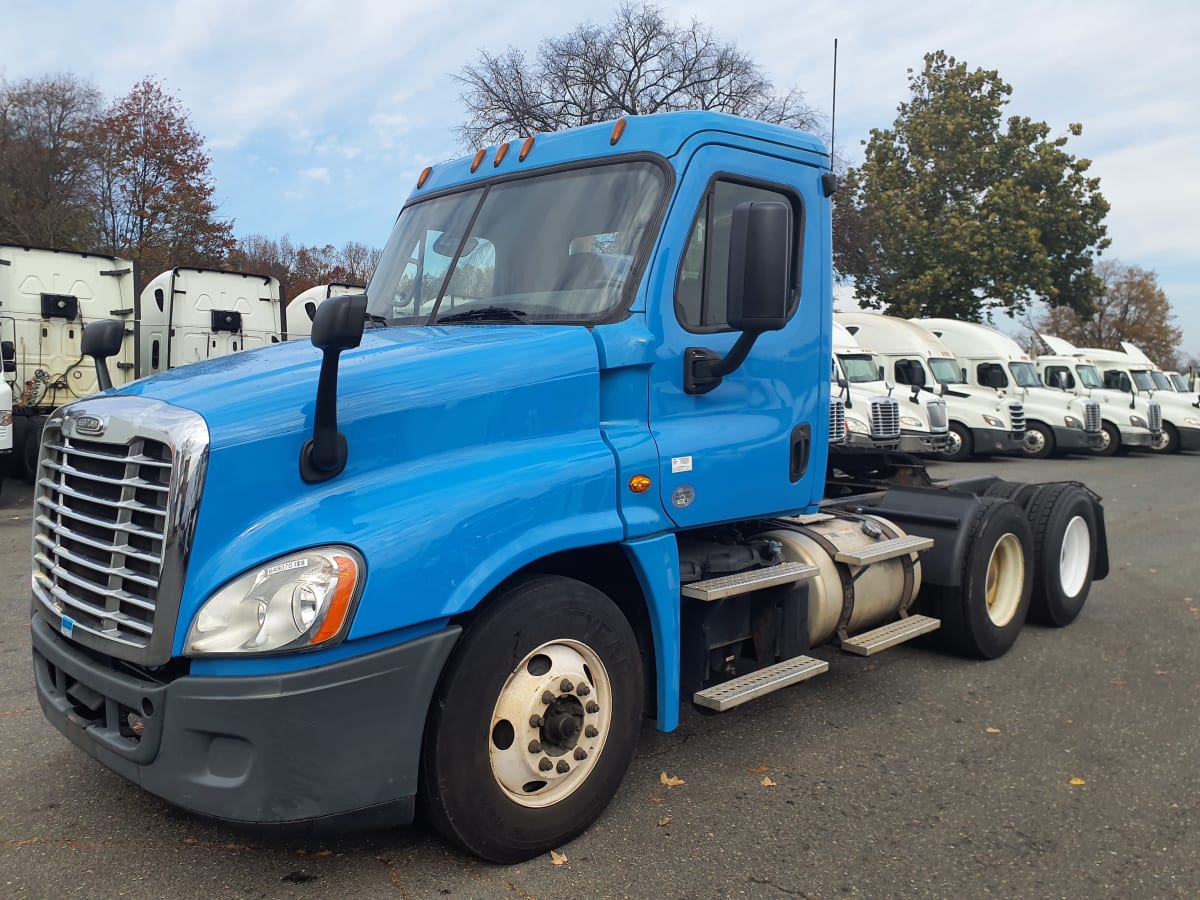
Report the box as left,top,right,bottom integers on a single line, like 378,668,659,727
285,282,365,340
912,318,1103,458
836,313,1025,462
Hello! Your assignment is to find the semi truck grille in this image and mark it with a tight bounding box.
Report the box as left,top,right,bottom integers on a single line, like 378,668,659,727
869,397,901,440
1007,401,1025,434
926,398,948,432
1148,400,1162,433
30,398,209,666
33,437,171,649
1084,400,1101,433
829,397,846,444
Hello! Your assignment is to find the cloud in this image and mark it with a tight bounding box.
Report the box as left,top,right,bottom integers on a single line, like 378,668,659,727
299,167,331,183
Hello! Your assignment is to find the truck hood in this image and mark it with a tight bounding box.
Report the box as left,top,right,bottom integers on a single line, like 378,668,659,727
112,324,604,450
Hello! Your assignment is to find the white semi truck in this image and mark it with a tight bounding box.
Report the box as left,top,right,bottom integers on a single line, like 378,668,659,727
1034,335,1162,455
0,244,284,480
912,318,1103,458
285,282,366,340
836,313,1025,462
832,322,949,453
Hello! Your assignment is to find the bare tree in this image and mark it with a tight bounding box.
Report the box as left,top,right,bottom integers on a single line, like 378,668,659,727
456,2,818,147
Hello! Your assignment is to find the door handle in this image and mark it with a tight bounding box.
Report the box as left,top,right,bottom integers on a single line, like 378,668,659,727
789,423,811,483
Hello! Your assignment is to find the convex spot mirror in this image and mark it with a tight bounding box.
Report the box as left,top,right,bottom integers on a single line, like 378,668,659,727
311,293,368,352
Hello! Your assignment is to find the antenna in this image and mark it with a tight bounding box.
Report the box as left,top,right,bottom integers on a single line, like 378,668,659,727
830,38,838,168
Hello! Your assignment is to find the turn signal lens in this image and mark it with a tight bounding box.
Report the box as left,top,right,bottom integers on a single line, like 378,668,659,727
629,475,652,493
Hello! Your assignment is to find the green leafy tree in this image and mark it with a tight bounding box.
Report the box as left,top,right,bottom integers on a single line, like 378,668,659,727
834,51,1110,321
1035,260,1183,366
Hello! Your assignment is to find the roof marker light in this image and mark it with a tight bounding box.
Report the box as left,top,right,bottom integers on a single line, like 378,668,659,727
609,118,627,146
493,142,510,167
470,149,487,173
519,136,536,161
417,166,433,188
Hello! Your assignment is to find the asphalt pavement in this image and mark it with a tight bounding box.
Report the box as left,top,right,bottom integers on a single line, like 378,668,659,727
1,451,1197,898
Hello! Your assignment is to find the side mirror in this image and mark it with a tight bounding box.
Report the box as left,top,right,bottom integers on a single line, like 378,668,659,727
81,319,126,391
301,294,368,483
1,340,15,375
878,365,885,381
685,201,792,394
1118,373,1132,394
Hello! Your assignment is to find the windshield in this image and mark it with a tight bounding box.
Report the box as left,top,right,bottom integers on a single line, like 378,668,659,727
839,354,881,384
1132,370,1156,392
1150,371,1173,391
1008,361,1041,388
1169,373,1189,391
1075,365,1103,389
928,357,966,385
365,161,665,325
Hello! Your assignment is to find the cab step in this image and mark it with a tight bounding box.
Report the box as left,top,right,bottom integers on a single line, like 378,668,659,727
840,614,940,656
680,561,818,602
834,534,933,567
693,655,829,711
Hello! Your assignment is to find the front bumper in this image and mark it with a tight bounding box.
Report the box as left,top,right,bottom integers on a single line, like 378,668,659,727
1052,425,1105,452
1118,429,1153,448
32,613,460,828
970,427,1026,455
898,430,951,454
1179,427,1200,451
846,433,900,451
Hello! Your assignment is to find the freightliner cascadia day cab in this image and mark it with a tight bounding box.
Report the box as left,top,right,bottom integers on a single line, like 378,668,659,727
0,245,285,482
33,112,1110,862
836,312,1026,462
1035,335,1164,455
912,318,1104,458
285,282,366,340
831,321,949,453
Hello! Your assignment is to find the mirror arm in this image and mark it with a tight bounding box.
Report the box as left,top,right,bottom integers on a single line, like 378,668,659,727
684,331,761,395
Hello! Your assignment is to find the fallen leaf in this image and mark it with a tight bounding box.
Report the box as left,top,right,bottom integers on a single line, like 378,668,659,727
1149,568,1158,574
660,771,685,787
1188,608,1199,615
1069,777,1086,786
650,795,663,804
1110,679,1126,686
761,776,777,787
550,850,568,866
1155,671,1169,677
657,816,672,827
747,766,769,774
985,727,1001,734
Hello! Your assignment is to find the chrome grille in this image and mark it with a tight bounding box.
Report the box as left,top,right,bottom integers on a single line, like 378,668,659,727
33,435,171,649
926,398,948,432
1148,400,1162,433
869,397,901,440
829,397,846,444
1007,401,1026,433
1083,400,1101,433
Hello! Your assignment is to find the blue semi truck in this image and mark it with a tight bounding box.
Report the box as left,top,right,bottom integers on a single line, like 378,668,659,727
31,112,1108,862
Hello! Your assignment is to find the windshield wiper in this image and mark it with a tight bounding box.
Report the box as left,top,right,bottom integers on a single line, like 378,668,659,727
365,313,389,328
435,305,528,324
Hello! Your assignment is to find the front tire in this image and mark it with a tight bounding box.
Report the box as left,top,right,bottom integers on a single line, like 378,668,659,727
941,422,974,462
1093,421,1120,457
420,575,644,863
1021,421,1055,459
1151,422,1180,455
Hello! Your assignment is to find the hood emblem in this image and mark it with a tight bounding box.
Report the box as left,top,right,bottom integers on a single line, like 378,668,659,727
73,414,106,437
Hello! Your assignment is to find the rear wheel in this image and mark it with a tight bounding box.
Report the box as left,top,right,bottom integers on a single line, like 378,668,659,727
1093,421,1120,457
941,422,974,462
420,575,644,863
1021,422,1055,459
935,498,1034,659
1025,484,1098,627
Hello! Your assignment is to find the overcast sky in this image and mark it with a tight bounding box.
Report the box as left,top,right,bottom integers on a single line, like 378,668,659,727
6,0,1199,356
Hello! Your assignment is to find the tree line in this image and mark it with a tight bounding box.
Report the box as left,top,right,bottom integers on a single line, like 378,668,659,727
0,74,377,298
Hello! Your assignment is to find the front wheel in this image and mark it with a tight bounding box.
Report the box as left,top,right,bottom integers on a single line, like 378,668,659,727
1021,422,1055,459
1151,422,1180,455
1093,421,1120,457
420,575,644,863
941,422,974,462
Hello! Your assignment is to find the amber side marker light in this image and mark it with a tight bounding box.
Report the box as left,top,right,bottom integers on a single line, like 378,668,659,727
417,166,433,189
309,555,360,645
519,136,536,161
629,474,652,494
470,149,487,173
494,142,510,167
610,118,627,146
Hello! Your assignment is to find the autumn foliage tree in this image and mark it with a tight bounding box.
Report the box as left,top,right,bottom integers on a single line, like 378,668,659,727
229,234,379,298
1036,260,1183,367
835,51,1110,322
90,78,234,276
456,2,818,147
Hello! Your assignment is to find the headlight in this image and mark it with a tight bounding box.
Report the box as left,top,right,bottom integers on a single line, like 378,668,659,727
1063,416,1083,430
1129,415,1147,429
982,415,1005,428
1185,418,1200,427
185,546,364,656
0,411,11,427
846,417,869,434
899,416,923,429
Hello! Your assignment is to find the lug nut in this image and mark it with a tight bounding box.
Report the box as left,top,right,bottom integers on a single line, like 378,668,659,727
538,757,553,772
556,760,571,774
586,701,600,714
529,714,544,728
584,725,598,738
541,690,555,705
576,683,591,697
574,748,587,761
560,679,574,693
528,740,542,754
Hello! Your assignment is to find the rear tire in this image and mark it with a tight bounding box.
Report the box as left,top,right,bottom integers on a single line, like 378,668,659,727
1021,421,1055,459
1024,484,1098,627
420,575,644,863
942,422,973,462
934,498,1034,659
1093,421,1120,457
